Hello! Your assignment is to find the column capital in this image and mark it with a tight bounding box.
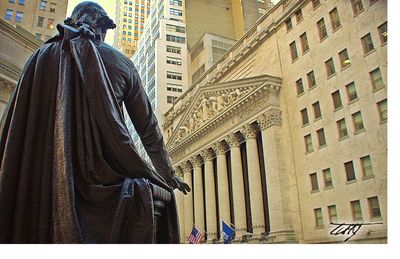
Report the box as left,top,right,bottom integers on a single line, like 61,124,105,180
190,155,203,167
180,161,192,173
240,123,259,139
225,132,243,148
200,148,215,161
257,108,282,131
174,166,184,177
211,141,228,155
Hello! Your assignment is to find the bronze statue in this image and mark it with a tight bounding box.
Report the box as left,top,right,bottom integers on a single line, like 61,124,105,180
0,1,189,244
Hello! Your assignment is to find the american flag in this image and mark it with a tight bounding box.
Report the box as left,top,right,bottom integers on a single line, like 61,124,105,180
187,226,203,244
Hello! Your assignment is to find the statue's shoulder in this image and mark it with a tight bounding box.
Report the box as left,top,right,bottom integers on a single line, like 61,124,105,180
97,42,133,66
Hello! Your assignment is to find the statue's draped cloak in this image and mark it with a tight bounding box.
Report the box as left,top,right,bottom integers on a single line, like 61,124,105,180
0,24,179,243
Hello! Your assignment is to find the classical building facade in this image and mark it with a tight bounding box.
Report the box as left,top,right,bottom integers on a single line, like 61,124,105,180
0,19,42,130
113,0,151,57
0,0,69,41
163,0,387,244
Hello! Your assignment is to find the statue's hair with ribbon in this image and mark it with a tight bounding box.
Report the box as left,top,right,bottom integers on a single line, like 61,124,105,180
64,1,116,34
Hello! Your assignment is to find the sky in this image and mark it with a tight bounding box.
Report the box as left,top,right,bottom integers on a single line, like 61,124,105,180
67,0,117,45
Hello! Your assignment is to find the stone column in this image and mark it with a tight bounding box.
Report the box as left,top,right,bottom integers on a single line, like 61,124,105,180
257,109,294,242
240,123,265,236
181,161,193,241
201,148,217,243
174,167,185,242
225,132,246,239
212,141,231,227
191,154,205,237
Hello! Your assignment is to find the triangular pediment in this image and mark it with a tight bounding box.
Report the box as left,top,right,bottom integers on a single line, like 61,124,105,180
166,74,280,150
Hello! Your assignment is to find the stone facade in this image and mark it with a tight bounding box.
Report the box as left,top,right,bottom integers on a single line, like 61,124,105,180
163,0,387,244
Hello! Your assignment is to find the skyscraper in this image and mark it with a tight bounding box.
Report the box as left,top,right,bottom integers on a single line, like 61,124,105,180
114,0,151,57
0,0,69,41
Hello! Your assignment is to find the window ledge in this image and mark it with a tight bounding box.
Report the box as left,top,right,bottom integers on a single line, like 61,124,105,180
318,144,327,150
372,86,385,93
315,225,324,229
346,179,357,185
348,98,359,105
354,129,366,135
313,117,322,122
334,106,343,112
324,186,333,191
302,49,310,55
327,73,336,80
339,135,349,141
313,5,321,11
353,9,365,18
286,27,293,33
292,57,299,63
302,123,310,128
332,25,342,33
297,92,305,98
364,48,376,57
380,119,387,125
362,175,375,180
297,18,304,25
309,85,317,91
381,42,387,47
311,189,320,194
341,64,351,71
305,150,314,155
369,217,383,222
319,36,328,43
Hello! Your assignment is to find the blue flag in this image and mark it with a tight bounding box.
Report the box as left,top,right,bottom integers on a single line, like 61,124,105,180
222,220,235,244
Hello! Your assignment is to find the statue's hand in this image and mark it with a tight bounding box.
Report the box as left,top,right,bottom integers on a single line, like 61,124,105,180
169,175,191,195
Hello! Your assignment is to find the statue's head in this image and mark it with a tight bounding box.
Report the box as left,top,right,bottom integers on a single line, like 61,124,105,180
65,1,116,40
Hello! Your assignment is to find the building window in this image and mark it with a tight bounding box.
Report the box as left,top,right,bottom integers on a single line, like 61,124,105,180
368,196,382,219
285,18,293,31
312,101,322,120
166,56,182,66
8,0,15,3
211,40,233,63
325,58,336,77
170,8,182,16
37,16,45,27
50,2,56,13
328,205,338,223
5,9,13,20
300,108,309,126
310,173,319,191
296,78,304,96
323,168,333,188
35,33,42,40
167,96,178,104
351,200,363,220
312,0,320,9
39,0,47,11
332,90,342,110
289,41,298,61
346,82,358,102
167,71,182,80
15,11,23,22
304,134,313,153
361,155,374,178
167,83,183,93
166,34,185,43
307,71,316,89
295,9,303,23
377,99,387,123
166,45,181,54
169,0,183,6
192,64,205,83
47,18,54,29
317,18,328,41
370,68,385,91
329,7,341,31
314,208,323,227
339,49,351,68
361,33,375,54
317,128,327,147
352,111,365,133
378,22,387,45
18,0,25,5
123,31,126,35
300,32,309,54
351,0,364,16
337,119,348,139
166,24,186,33
345,161,356,182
